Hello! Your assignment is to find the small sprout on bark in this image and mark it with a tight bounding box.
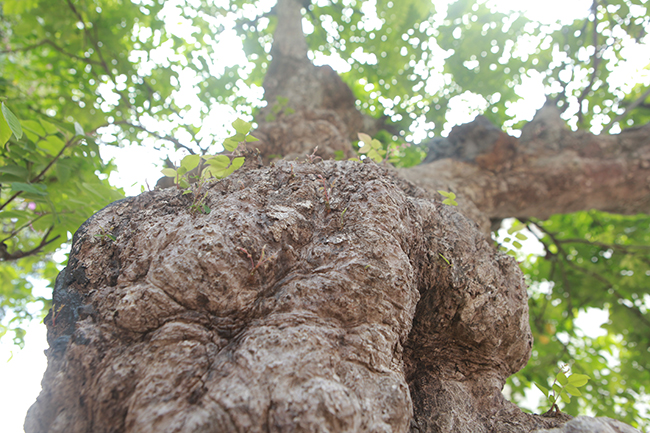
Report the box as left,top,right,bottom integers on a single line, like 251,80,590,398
438,252,453,267
437,190,458,206
51,303,66,327
306,146,322,164
357,132,385,163
536,364,590,416
94,226,116,242
317,174,331,211
340,207,348,229
238,245,274,275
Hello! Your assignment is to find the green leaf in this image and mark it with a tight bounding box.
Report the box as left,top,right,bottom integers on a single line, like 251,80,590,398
230,156,245,170
232,118,252,135
438,190,455,199
245,134,259,142
515,233,528,241
39,135,66,155
223,137,239,152
359,143,372,154
443,199,458,206
180,154,200,171
507,220,525,235
567,374,590,387
21,120,46,138
556,370,568,386
177,166,188,176
0,111,13,145
358,132,372,145
368,149,383,163
512,240,523,249
0,210,29,220
161,168,177,178
560,391,571,404
10,182,47,196
534,382,549,398
563,384,582,397
39,119,60,135
0,165,29,180
1,102,23,140
206,155,230,169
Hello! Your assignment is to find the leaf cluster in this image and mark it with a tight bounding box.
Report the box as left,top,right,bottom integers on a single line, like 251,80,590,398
509,211,650,429
0,103,123,346
535,365,590,414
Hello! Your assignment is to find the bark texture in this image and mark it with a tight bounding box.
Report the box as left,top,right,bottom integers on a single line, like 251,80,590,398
25,160,576,432
404,105,650,233
252,0,385,163
25,1,648,431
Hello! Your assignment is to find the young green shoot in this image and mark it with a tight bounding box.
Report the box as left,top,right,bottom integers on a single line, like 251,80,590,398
535,364,590,415
437,190,458,206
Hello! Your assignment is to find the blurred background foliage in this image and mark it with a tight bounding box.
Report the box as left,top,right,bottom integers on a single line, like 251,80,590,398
1,0,649,428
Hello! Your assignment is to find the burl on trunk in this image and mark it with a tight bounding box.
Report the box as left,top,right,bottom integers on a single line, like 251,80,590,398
29,158,627,433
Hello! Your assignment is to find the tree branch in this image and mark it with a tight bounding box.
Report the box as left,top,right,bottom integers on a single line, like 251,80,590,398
112,120,196,155
401,112,650,234
0,39,103,66
0,136,80,211
65,0,115,81
603,86,650,133
576,0,602,126
0,226,61,262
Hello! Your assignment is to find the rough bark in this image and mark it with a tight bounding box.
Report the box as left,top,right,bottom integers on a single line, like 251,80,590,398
253,0,385,163
18,161,559,432
25,160,641,432
25,0,648,431
403,105,650,233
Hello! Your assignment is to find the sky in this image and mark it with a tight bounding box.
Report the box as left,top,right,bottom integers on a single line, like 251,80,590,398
0,0,643,431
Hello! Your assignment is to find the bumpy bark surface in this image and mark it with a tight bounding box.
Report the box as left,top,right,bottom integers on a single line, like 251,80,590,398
405,105,650,234
24,1,646,431
25,160,583,432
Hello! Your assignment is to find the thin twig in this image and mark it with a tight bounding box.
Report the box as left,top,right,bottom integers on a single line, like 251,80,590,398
576,0,602,126
0,39,103,66
0,226,61,262
603,86,650,133
112,120,196,155
558,237,650,252
0,136,80,211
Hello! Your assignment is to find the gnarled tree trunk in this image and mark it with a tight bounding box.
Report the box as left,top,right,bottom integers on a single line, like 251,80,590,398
25,0,646,432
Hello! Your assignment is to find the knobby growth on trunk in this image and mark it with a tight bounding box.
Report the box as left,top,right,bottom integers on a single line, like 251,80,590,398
26,0,647,431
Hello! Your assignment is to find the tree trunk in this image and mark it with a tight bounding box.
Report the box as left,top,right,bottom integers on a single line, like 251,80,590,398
25,0,646,431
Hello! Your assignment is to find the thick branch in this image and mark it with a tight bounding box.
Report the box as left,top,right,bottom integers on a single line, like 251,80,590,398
402,109,650,232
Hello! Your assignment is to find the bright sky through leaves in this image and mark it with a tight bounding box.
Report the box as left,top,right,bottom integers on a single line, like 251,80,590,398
1,0,649,431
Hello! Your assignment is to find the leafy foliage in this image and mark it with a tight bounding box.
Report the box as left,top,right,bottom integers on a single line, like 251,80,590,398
507,211,650,428
535,365,590,414
1,0,650,429
0,104,123,346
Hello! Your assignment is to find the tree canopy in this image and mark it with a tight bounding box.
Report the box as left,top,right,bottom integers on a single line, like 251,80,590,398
1,0,649,429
